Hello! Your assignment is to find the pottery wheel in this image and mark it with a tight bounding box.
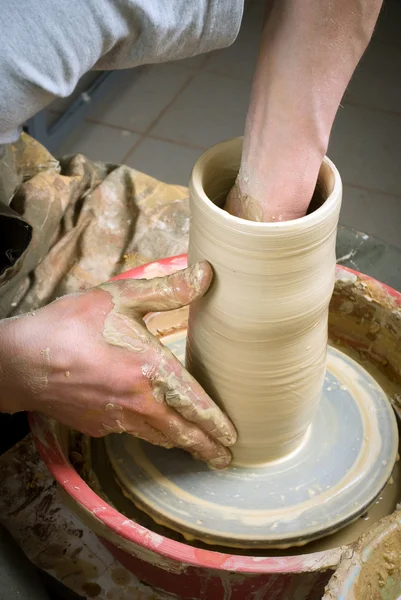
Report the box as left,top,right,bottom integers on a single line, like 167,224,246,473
105,330,399,549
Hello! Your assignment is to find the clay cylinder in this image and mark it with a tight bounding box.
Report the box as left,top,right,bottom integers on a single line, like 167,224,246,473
186,137,342,465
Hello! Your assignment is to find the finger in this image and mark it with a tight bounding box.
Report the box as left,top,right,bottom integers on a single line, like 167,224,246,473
100,262,213,316
148,405,232,468
98,413,174,449
124,420,174,449
224,180,264,221
155,348,237,447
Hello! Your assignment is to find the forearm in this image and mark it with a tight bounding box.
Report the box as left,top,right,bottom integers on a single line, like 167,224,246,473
238,0,383,221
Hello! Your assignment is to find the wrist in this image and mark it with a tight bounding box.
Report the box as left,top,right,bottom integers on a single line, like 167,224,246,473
238,138,324,222
0,317,26,413
0,314,50,414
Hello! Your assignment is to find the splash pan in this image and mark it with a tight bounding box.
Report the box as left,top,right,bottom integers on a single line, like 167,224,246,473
29,256,401,577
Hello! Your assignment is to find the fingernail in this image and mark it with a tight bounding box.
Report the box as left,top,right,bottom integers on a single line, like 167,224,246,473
187,262,204,283
182,263,212,302
161,441,174,449
208,453,231,470
188,261,212,285
218,431,237,447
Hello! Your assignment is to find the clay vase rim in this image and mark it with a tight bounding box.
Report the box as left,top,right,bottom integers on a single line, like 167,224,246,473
190,136,342,232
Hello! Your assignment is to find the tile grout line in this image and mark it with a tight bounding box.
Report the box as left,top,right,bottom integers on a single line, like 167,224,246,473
121,133,146,162
139,132,206,152
200,66,254,83
341,99,401,119
343,182,401,200
83,117,207,151
120,62,208,165
143,64,205,133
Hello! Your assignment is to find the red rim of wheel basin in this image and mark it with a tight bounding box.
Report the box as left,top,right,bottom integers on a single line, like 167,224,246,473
28,254,401,575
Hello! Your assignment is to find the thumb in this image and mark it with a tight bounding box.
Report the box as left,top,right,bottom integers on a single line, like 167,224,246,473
104,261,213,316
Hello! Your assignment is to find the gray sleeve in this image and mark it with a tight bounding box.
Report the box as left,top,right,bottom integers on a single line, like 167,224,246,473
0,0,244,145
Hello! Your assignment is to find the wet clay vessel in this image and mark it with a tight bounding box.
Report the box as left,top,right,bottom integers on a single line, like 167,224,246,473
186,138,342,465
30,255,401,600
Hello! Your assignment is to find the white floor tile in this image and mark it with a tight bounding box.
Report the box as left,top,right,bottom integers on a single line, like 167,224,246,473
340,185,401,249
88,65,193,133
151,71,250,148
58,123,139,164
344,40,401,114
368,0,401,48
170,54,208,70
126,137,202,185
328,104,401,197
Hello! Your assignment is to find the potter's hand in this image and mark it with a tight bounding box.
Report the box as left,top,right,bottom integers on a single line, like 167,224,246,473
0,263,236,468
225,0,382,223
225,179,266,222
224,170,315,222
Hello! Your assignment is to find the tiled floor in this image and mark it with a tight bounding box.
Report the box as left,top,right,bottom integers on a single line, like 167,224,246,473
56,0,401,248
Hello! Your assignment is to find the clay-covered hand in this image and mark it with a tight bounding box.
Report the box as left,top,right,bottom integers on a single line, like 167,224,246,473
225,179,266,222
0,263,236,468
224,175,313,223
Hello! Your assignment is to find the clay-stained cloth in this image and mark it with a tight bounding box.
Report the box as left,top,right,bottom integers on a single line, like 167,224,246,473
0,133,190,318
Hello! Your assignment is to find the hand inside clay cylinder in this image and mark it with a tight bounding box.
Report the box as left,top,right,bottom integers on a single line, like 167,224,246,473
225,0,383,222
0,262,236,468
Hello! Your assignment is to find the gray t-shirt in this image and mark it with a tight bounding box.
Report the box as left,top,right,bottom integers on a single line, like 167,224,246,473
0,0,244,144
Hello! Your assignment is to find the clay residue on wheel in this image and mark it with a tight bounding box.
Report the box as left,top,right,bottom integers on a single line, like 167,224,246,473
330,267,401,404
356,520,401,599
323,511,401,599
